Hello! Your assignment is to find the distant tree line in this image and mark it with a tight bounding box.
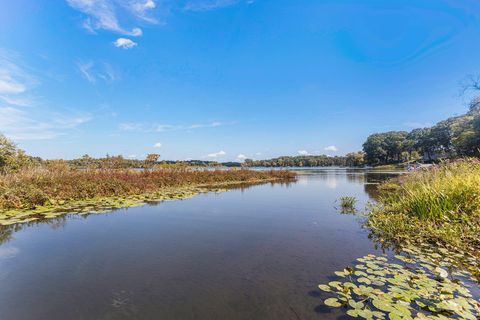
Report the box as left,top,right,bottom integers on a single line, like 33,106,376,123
67,154,241,169
362,97,480,165
244,152,365,167
0,140,242,173
245,96,480,168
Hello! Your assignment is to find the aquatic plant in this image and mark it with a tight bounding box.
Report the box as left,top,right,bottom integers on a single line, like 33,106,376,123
366,159,480,273
338,196,358,214
376,159,480,221
0,167,295,225
319,248,480,319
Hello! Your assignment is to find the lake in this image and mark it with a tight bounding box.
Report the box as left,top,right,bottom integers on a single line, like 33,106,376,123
0,169,408,319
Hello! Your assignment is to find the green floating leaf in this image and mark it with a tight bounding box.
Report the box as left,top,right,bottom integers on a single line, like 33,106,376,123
372,299,394,312
318,284,330,292
357,277,372,285
347,309,360,318
348,300,365,309
324,298,342,307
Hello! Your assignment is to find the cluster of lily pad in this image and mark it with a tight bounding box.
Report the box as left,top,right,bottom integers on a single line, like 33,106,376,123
319,249,480,319
0,178,285,227
0,186,214,226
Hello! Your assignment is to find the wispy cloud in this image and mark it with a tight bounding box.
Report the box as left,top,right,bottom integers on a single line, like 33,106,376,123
184,0,253,11
67,0,250,40
0,50,36,106
324,145,338,152
206,150,226,158
76,60,118,84
0,106,91,141
153,142,162,148
0,95,33,107
119,121,235,132
184,0,237,11
66,0,145,36
114,38,138,49
0,51,91,141
128,0,159,23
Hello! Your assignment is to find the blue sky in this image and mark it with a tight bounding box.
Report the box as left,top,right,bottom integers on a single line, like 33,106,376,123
1,0,480,161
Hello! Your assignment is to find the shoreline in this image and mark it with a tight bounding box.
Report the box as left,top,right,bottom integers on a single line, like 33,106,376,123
0,177,292,226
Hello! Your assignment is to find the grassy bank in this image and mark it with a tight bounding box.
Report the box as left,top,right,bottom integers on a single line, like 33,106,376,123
366,159,480,276
0,165,295,225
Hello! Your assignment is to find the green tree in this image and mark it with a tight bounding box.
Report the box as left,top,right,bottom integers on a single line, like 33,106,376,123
0,134,32,173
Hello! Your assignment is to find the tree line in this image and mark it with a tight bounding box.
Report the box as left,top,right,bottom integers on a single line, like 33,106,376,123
362,97,480,165
248,96,480,167
243,152,365,167
0,138,241,173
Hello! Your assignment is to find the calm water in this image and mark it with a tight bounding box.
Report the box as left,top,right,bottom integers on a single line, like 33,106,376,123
0,169,399,320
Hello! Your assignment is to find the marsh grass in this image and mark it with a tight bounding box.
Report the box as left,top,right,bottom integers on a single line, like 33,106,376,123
367,159,480,275
378,160,480,221
338,196,358,214
0,165,295,211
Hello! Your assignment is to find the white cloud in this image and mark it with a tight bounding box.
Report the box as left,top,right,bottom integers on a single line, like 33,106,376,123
127,154,137,159
0,77,26,94
184,0,241,11
0,95,32,107
129,0,158,23
0,50,37,106
153,142,162,148
298,150,311,156
119,122,143,131
324,145,338,152
145,0,156,9
0,51,91,141
67,0,144,36
114,38,138,49
207,150,226,158
156,121,227,132
119,121,235,132
77,60,96,83
237,154,247,161
76,60,117,84
0,106,91,141
68,0,250,37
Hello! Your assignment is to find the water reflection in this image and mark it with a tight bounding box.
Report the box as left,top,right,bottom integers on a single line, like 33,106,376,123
0,170,407,320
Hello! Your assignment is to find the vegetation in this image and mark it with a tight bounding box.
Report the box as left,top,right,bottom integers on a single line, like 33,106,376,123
338,196,358,214
319,251,479,319
244,152,366,167
362,98,480,166
0,134,294,225
0,135,41,173
67,154,241,169
0,163,295,224
365,159,480,277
